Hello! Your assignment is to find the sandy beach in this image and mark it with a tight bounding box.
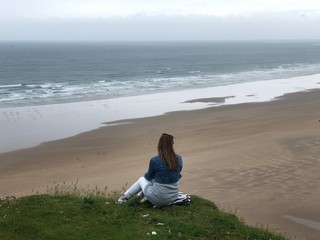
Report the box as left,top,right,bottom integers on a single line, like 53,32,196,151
1,89,320,239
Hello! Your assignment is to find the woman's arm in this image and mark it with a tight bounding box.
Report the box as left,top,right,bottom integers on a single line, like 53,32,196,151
178,155,183,170
144,158,156,180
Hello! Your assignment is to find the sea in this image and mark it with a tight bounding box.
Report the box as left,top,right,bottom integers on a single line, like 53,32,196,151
1,41,320,108
1,41,320,152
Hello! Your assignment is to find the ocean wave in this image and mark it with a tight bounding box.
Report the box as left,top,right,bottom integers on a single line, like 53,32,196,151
0,84,23,88
1,62,320,108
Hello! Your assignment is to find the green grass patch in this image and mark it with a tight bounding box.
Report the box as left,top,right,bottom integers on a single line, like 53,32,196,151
0,193,287,240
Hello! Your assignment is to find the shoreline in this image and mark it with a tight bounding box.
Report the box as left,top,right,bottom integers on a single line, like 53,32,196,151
1,73,320,153
1,89,320,239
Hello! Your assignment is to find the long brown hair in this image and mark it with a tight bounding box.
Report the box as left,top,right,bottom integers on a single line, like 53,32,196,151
158,133,177,170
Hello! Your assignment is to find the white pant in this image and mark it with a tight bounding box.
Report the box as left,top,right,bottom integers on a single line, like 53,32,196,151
124,177,152,198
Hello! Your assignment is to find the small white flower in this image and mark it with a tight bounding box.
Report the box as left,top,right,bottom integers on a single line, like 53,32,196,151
151,231,157,235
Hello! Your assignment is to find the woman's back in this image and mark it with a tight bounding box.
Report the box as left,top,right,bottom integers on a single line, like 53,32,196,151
144,155,183,184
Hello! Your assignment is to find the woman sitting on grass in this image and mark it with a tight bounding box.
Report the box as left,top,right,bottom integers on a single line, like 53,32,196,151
117,133,183,207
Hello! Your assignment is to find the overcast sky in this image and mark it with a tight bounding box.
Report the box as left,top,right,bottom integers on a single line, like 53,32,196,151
1,0,320,41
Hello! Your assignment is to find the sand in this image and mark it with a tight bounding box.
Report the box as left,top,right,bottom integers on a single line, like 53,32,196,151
1,89,320,239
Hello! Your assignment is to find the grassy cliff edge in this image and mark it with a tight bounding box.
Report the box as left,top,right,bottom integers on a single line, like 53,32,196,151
0,194,287,240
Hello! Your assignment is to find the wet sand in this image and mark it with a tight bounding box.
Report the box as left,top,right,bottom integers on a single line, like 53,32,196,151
1,89,320,239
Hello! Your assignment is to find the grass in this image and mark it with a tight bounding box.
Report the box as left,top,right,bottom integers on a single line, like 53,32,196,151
0,187,287,240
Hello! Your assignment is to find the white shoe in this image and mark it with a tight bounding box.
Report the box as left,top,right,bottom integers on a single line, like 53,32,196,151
117,196,128,204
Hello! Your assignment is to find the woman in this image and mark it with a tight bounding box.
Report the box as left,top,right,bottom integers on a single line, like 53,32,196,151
117,133,183,207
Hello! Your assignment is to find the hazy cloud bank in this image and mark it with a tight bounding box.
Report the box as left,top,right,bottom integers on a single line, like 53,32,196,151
1,11,320,41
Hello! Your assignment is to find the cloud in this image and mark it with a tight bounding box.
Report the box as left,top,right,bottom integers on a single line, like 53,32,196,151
1,0,320,20
1,11,320,41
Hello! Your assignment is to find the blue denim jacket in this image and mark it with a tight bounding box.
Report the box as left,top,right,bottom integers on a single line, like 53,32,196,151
144,155,183,184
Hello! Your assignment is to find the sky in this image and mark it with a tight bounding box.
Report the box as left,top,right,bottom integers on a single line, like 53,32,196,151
1,0,320,41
